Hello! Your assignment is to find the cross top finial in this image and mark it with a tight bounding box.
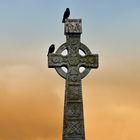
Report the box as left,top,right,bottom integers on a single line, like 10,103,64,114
65,19,82,35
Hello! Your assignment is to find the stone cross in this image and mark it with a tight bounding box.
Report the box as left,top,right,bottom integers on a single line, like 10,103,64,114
48,19,98,140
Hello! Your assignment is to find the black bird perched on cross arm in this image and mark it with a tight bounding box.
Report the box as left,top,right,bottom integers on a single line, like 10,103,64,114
48,44,55,55
62,8,70,23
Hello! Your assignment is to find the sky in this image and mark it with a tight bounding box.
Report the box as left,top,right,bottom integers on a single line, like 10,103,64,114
0,0,140,140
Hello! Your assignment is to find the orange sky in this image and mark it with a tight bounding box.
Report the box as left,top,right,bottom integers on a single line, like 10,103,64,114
0,53,140,140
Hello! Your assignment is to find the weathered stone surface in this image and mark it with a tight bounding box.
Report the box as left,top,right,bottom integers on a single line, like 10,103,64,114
65,19,82,34
48,19,99,140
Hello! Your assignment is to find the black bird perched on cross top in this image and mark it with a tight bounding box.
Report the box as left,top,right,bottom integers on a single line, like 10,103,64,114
48,44,55,55
62,8,70,23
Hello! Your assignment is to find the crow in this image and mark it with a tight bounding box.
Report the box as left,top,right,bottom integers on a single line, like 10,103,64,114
62,8,70,23
48,44,55,55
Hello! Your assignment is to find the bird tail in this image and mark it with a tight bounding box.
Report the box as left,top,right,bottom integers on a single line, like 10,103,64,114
62,17,65,23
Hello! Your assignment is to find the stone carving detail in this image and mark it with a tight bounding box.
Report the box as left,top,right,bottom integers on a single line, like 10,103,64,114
63,120,83,136
68,56,79,65
67,85,81,100
68,74,79,82
48,19,98,140
66,103,82,117
68,37,80,45
52,57,61,63
65,19,82,34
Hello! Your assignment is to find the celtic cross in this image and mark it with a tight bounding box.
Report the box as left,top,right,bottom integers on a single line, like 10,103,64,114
48,19,98,140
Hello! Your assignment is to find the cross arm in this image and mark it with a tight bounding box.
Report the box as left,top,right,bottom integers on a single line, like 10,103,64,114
48,54,68,68
80,54,99,68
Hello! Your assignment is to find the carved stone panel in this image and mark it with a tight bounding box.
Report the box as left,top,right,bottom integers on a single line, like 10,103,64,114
65,19,82,34
67,85,81,100
63,120,84,136
66,102,82,118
